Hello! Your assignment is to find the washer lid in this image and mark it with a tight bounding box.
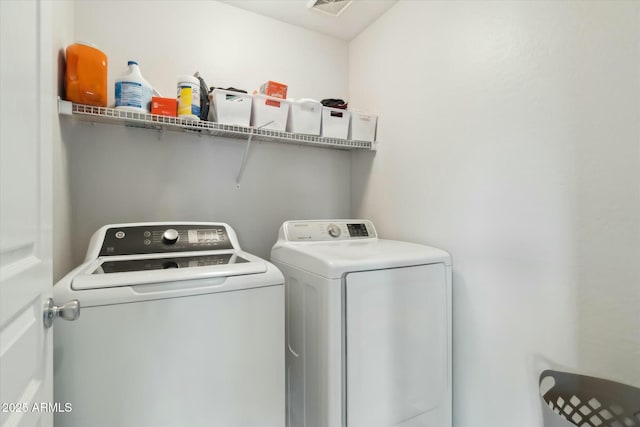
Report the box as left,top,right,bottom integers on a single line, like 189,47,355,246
71,251,268,290
271,239,450,279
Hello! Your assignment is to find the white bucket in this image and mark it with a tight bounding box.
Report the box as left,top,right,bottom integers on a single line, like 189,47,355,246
177,75,200,120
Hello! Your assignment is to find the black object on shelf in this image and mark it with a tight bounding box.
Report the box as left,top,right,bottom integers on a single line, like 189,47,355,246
321,98,348,109
194,72,210,121
209,86,248,94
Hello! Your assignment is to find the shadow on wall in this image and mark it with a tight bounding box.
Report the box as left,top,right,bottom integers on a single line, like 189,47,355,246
57,48,65,99
350,149,376,216
60,121,352,267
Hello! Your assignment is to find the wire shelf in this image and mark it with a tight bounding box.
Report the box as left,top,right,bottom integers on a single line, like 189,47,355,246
59,100,373,151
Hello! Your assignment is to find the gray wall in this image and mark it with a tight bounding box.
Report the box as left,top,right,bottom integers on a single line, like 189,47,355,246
63,121,351,263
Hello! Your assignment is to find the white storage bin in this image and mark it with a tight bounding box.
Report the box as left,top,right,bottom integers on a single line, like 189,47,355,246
209,89,252,126
321,107,351,139
251,94,290,131
287,99,322,135
349,112,377,142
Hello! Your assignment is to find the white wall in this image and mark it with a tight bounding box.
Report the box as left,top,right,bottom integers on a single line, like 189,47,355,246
75,0,349,107
350,1,640,426
52,0,75,281
58,0,351,268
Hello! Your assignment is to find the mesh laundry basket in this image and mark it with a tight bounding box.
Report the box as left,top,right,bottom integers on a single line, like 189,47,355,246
539,370,640,427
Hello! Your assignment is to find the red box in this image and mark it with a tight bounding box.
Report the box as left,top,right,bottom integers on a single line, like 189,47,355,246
151,97,177,117
259,80,288,99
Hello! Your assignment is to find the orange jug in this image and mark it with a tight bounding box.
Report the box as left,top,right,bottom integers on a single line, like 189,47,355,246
65,42,107,106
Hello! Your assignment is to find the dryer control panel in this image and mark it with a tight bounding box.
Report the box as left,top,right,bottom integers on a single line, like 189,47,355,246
98,224,234,256
282,220,377,242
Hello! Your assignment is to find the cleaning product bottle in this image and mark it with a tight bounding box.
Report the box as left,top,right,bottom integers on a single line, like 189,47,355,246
115,61,152,113
65,42,108,106
177,74,201,120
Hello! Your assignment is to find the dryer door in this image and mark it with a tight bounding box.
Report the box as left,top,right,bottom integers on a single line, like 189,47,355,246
345,263,448,427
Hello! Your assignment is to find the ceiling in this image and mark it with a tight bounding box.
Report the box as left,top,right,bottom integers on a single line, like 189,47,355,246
218,0,399,41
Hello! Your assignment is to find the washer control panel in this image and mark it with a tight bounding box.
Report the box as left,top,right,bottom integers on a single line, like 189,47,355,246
99,224,233,256
283,220,377,241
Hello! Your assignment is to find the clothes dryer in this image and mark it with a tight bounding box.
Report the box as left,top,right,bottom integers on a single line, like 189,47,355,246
271,219,451,427
54,222,284,427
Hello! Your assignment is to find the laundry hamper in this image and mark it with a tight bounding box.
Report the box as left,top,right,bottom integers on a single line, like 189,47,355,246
539,370,640,427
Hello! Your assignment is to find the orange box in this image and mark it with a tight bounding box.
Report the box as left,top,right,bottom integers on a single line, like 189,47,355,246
151,97,177,117
259,80,288,99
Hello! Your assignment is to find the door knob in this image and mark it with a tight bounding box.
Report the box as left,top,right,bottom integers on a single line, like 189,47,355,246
43,298,80,328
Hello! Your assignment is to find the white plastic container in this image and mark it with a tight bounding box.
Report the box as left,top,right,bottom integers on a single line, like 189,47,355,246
177,75,200,121
287,99,322,135
115,61,153,113
349,112,377,142
210,89,252,126
251,94,290,131
321,107,351,139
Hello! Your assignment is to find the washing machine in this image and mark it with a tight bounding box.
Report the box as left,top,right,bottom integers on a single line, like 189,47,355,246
270,219,452,427
53,222,285,427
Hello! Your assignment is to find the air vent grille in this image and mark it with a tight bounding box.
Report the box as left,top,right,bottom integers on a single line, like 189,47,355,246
307,0,353,17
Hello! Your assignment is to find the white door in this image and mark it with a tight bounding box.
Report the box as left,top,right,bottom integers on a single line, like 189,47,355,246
0,1,54,426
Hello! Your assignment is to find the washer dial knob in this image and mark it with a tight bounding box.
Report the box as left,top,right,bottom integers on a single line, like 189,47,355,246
162,229,180,244
327,224,341,238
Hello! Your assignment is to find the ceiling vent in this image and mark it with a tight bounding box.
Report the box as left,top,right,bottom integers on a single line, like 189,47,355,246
307,0,353,17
